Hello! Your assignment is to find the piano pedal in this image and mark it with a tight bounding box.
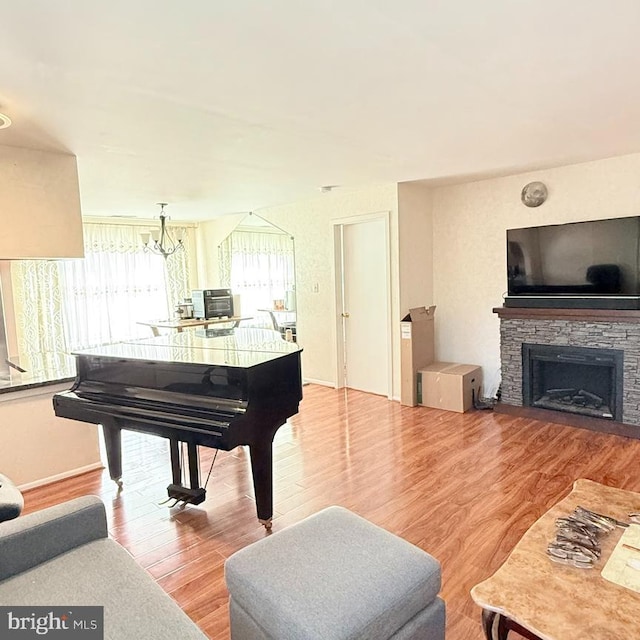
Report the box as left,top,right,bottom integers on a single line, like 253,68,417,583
166,484,207,506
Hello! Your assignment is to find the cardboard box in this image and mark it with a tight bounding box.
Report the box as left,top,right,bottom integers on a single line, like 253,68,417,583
400,306,436,406
418,362,483,413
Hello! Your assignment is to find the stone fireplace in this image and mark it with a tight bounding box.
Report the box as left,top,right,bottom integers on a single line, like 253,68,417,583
495,307,640,435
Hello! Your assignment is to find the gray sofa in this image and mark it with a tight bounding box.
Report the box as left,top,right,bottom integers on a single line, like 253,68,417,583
0,472,23,522
0,495,207,639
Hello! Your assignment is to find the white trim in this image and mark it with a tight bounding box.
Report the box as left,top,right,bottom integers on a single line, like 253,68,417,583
17,462,104,492
0,381,74,403
303,377,336,388
83,216,198,228
331,211,393,399
333,223,346,389
332,210,390,226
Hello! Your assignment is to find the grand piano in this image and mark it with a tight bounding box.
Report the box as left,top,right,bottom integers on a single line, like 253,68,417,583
53,327,303,529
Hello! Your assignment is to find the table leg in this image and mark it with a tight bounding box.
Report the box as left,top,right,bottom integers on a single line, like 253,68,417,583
482,609,542,640
482,610,509,640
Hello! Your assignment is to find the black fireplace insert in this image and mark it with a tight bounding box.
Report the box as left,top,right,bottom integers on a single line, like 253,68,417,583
522,343,623,421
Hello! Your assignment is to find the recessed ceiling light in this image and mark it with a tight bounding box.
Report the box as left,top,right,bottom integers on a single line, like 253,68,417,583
0,113,12,130
319,185,338,193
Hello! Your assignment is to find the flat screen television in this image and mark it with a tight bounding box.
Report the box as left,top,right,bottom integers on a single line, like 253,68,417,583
505,216,640,309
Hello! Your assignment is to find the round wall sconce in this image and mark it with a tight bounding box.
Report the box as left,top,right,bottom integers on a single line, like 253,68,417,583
521,181,548,207
0,113,12,130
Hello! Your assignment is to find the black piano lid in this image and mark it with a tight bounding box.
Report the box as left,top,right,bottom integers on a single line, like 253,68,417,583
71,327,302,369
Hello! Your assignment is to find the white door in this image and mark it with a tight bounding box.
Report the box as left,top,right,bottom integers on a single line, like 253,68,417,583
335,214,390,396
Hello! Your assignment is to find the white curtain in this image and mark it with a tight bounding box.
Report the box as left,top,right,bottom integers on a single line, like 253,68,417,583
10,260,68,374
12,220,191,358
219,229,295,315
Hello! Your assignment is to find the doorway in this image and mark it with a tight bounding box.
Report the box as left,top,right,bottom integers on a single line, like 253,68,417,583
333,212,391,397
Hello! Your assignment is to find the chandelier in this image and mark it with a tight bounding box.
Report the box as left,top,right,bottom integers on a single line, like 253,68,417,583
141,203,184,259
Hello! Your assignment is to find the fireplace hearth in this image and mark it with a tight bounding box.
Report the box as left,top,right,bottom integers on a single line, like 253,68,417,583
522,343,623,421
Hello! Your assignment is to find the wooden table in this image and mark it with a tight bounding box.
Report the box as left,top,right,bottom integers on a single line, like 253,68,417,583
471,478,640,640
137,316,248,337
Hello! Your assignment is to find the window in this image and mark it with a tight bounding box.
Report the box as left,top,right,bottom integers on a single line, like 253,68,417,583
219,227,295,316
10,221,191,373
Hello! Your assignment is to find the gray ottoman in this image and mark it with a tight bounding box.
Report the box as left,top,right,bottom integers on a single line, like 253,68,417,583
0,473,23,522
224,506,445,640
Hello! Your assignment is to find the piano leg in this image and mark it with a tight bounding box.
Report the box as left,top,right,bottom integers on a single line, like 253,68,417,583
101,423,124,488
187,442,201,489
249,443,274,530
166,439,206,506
169,438,181,486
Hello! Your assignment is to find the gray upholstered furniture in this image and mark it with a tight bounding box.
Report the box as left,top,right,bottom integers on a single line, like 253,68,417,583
0,473,23,522
225,506,446,640
0,495,207,640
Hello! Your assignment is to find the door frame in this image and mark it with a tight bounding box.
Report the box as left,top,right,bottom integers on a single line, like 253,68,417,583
332,211,392,399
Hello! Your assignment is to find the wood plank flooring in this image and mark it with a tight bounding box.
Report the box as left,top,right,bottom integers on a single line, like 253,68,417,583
21,384,640,639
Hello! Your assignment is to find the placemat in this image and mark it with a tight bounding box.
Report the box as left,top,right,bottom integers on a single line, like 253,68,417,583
601,524,640,592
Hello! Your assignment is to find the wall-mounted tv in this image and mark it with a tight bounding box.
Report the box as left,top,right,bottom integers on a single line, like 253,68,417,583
505,216,640,309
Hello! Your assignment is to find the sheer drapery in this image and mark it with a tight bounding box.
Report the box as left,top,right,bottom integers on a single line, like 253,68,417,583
10,260,67,373
219,229,294,315
12,220,191,358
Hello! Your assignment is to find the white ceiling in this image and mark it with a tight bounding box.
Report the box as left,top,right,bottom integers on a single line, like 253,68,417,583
2,0,640,221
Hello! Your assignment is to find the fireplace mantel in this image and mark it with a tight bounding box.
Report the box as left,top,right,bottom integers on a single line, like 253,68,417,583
493,306,640,322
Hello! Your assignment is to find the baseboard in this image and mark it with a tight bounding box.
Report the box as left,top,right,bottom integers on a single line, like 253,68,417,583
303,378,336,388
18,462,104,492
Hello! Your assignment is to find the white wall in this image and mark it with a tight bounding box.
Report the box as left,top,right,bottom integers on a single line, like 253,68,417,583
254,184,399,389
431,152,640,396
196,213,245,287
192,152,640,402
0,384,102,488
398,181,434,312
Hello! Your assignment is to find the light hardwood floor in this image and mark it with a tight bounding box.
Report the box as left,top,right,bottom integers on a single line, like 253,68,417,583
22,384,640,639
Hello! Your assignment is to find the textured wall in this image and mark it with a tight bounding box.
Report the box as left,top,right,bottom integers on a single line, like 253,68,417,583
246,185,398,390
197,213,244,286
431,151,640,397
397,182,434,314
194,151,640,399
499,318,640,425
